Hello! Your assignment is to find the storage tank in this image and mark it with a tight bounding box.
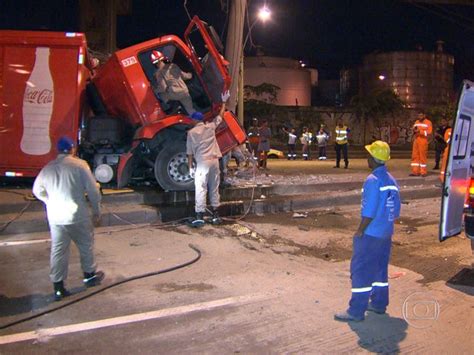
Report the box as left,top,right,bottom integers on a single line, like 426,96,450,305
359,42,454,109
244,55,314,106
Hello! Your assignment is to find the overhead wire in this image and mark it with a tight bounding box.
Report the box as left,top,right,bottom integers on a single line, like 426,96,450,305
406,2,474,32
183,0,192,21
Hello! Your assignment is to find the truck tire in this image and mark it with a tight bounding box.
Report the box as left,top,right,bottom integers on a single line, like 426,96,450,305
154,141,194,191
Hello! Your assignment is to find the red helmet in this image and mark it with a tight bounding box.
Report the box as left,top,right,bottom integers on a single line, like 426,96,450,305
150,50,166,64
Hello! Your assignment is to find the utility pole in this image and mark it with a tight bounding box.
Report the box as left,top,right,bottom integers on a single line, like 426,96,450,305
224,0,246,123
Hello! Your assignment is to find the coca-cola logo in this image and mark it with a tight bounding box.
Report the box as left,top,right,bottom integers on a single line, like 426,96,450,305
24,87,53,104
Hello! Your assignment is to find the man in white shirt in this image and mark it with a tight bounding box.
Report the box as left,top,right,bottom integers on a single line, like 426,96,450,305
33,137,104,301
186,91,230,227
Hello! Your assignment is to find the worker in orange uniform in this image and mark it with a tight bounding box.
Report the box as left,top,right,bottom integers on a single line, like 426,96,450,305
410,112,432,177
440,125,452,182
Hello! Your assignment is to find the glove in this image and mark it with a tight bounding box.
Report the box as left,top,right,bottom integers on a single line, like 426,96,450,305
189,167,195,178
221,90,231,103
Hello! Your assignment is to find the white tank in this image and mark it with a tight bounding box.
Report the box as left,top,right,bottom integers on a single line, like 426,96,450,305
244,56,314,106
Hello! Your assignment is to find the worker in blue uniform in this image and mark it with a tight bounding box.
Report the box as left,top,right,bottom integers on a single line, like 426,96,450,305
334,140,401,322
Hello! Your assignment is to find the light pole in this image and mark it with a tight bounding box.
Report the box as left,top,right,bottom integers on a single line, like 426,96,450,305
238,6,271,125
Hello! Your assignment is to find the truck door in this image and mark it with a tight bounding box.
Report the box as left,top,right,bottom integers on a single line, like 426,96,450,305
439,80,474,241
184,16,231,105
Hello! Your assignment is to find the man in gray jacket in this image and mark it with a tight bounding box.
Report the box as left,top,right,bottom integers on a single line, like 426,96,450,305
33,137,104,301
151,50,195,115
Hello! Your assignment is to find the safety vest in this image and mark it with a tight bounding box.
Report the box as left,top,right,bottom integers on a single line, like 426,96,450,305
413,119,432,138
335,125,348,145
302,132,313,145
444,127,452,144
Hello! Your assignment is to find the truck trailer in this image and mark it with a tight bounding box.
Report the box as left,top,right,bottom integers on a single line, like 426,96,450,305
0,16,246,190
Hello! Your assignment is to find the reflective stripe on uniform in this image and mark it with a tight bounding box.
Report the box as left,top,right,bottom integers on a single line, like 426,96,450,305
411,163,420,166
379,185,399,192
420,164,427,167
351,287,372,293
336,137,346,141
414,123,428,128
372,282,389,287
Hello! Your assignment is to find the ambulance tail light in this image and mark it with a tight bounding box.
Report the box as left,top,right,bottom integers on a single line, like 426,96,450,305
465,178,474,210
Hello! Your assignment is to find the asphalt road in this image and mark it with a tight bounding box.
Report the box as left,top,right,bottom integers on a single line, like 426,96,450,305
0,158,472,353
0,198,473,353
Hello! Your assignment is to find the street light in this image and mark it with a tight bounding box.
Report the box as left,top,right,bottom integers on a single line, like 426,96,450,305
239,6,271,124
243,6,271,49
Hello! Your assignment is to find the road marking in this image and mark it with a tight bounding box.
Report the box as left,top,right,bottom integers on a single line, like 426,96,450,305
0,293,267,345
0,239,50,247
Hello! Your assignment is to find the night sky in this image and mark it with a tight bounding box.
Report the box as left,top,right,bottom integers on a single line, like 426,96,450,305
1,0,474,85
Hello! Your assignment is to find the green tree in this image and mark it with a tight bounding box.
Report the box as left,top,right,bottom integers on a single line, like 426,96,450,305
351,89,405,144
426,101,456,125
243,83,281,123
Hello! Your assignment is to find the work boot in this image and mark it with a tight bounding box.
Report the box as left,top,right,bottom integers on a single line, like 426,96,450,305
433,165,439,170
334,311,364,322
367,304,386,314
83,270,105,288
211,208,222,225
191,212,205,228
53,281,71,301
333,165,340,168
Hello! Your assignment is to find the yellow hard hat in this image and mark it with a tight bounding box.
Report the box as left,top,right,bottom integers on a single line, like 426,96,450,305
365,140,390,161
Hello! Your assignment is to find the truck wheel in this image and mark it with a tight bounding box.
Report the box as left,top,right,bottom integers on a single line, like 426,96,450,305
154,142,194,191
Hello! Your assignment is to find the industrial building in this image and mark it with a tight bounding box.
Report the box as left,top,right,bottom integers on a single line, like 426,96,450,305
342,41,454,109
244,55,317,107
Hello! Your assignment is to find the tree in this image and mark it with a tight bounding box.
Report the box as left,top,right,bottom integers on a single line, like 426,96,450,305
426,101,457,125
351,89,405,144
243,83,280,125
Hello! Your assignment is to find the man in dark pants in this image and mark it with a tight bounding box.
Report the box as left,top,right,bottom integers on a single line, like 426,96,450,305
33,137,104,301
335,141,401,322
334,119,350,168
433,117,449,170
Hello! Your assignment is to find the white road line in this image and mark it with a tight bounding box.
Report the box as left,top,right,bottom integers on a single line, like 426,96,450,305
0,293,267,345
0,239,50,247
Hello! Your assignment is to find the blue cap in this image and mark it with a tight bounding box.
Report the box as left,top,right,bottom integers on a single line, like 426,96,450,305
191,112,204,121
57,136,75,153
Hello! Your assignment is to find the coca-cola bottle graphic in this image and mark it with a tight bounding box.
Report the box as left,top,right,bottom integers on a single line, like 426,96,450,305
21,47,54,155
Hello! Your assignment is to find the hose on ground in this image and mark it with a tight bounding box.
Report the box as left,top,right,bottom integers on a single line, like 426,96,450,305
0,243,201,330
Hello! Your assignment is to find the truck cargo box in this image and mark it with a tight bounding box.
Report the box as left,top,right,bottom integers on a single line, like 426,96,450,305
0,31,90,177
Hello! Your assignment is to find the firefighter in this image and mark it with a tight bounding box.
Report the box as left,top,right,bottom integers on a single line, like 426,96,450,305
440,125,452,182
410,111,433,177
301,127,313,160
334,119,350,168
187,90,230,227
282,127,298,160
32,137,104,301
151,50,195,115
316,124,330,160
334,140,401,322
